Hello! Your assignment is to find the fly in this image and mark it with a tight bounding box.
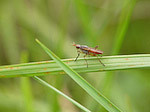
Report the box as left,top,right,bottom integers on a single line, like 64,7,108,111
73,43,105,67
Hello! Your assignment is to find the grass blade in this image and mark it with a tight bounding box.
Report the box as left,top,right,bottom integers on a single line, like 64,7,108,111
99,1,137,111
21,77,34,112
35,39,121,112
20,51,34,112
0,54,150,78
33,76,91,112
112,0,136,54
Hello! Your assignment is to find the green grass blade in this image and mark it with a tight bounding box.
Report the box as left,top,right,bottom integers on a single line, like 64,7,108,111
35,39,122,112
20,51,34,112
33,76,91,112
99,1,137,111
0,54,150,78
112,0,136,55
21,77,34,112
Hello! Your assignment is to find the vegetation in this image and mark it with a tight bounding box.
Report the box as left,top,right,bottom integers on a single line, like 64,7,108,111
0,0,150,112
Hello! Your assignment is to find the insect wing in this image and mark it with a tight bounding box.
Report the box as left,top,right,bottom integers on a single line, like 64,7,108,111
89,48,103,54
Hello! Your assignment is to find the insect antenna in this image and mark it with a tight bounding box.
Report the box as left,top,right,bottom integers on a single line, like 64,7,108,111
72,42,76,46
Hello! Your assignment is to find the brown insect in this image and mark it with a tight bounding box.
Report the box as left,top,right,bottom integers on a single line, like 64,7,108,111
73,43,105,67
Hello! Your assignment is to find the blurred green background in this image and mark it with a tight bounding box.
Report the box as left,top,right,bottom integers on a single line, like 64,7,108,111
0,0,150,112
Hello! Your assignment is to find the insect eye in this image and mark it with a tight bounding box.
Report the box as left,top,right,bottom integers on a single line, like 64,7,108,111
76,45,80,49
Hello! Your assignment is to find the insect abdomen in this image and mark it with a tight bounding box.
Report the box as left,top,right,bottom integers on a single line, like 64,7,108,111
89,49,103,54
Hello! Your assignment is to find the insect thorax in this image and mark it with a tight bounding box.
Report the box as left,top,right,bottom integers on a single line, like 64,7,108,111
80,45,89,54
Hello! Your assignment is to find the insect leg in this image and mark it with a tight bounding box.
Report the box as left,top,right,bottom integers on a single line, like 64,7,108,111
83,54,88,68
75,50,80,61
96,55,105,66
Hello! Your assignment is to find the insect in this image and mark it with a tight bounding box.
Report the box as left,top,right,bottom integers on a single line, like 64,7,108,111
73,43,105,67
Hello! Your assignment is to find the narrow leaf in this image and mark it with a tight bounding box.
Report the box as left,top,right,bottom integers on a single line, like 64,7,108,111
35,39,122,112
33,76,91,112
0,54,150,78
